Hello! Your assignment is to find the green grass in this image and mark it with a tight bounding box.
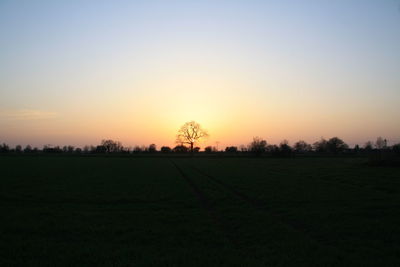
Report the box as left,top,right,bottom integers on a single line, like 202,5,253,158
1,155,400,266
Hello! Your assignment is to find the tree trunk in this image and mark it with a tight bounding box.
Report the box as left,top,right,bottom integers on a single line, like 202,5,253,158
190,143,194,153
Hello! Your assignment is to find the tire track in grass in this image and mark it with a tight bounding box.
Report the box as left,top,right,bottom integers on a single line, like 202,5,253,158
188,164,346,251
170,160,239,248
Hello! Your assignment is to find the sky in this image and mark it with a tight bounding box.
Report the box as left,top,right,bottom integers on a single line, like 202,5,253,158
0,0,399,149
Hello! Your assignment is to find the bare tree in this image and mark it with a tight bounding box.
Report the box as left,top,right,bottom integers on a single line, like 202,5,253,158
101,139,123,153
176,121,208,152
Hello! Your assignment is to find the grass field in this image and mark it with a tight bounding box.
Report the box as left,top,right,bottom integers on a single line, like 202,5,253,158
1,155,400,266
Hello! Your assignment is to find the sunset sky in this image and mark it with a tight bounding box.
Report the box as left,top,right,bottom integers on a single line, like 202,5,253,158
1,0,399,149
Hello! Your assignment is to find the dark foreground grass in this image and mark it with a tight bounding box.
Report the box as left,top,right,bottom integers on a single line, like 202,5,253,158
1,155,400,266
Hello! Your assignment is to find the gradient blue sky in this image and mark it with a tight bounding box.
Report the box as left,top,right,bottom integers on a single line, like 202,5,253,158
1,0,399,148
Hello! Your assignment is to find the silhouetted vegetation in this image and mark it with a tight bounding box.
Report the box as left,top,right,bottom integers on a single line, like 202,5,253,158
313,138,328,152
393,143,400,155
1,135,399,162
249,137,267,156
204,146,217,153
1,118,396,160
173,145,189,153
225,146,238,153
160,146,172,153
176,121,208,153
294,140,312,153
101,139,123,153
364,141,373,151
148,144,157,153
326,137,348,154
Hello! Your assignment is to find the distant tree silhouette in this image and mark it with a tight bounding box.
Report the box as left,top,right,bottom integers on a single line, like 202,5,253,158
313,138,328,152
83,145,90,153
266,144,279,154
364,141,373,151
393,143,400,155
326,137,348,153
15,145,22,153
148,144,157,153
249,137,267,156
160,146,172,153
95,145,107,153
0,143,10,153
89,145,96,153
279,140,292,156
225,146,238,153
3,134,390,158
62,145,74,153
132,146,143,153
101,139,123,153
24,145,33,153
176,121,208,153
294,140,312,153
173,145,189,153
375,137,387,150
204,146,214,153
43,145,62,153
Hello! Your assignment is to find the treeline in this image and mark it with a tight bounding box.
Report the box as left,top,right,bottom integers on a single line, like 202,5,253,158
1,137,399,157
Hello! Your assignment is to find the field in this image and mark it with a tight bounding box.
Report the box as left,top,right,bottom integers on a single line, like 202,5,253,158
1,156,400,266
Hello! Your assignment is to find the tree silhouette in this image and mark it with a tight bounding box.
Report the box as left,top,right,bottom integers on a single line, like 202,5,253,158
326,137,348,153
176,121,208,153
294,140,312,153
313,138,328,152
364,141,373,151
225,146,238,153
204,146,215,153
15,145,22,153
173,145,189,153
354,144,360,153
0,143,10,153
148,144,157,153
279,140,292,156
393,143,400,155
24,145,32,153
160,146,171,153
375,137,387,149
249,137,267,156
101,139,123,153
